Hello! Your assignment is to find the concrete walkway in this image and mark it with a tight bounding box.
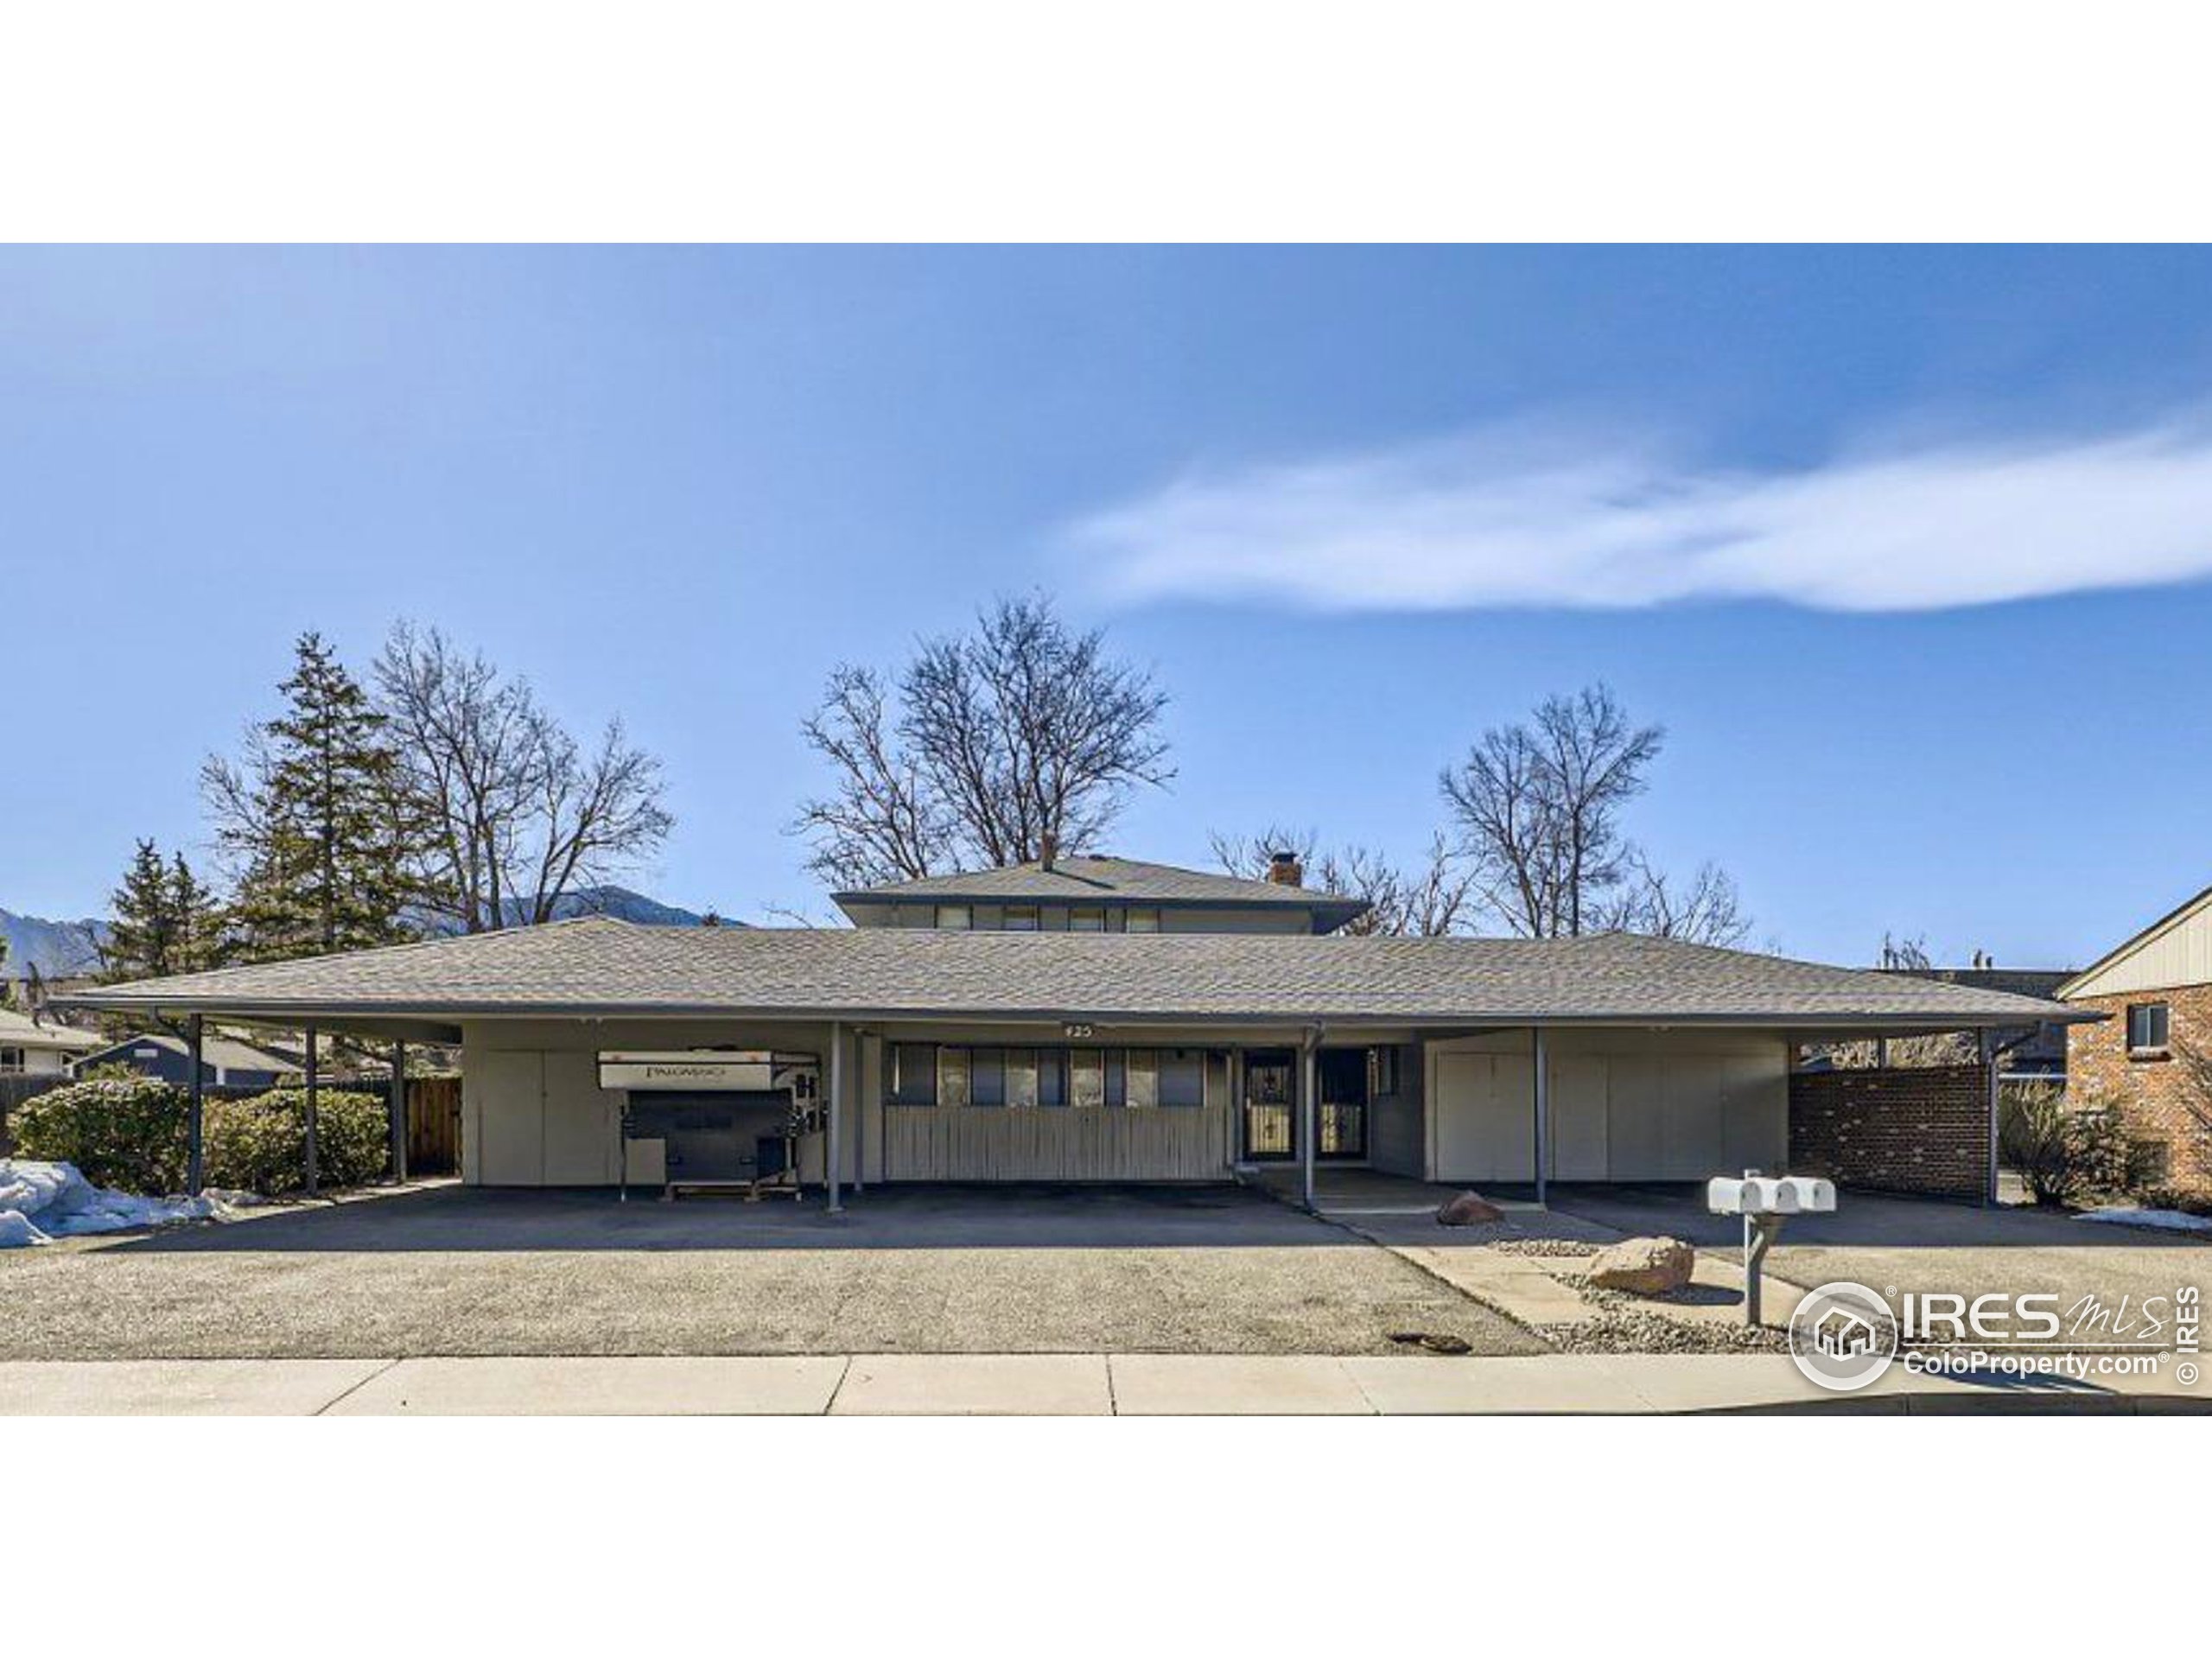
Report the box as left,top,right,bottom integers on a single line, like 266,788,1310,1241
1,1353,2202,1414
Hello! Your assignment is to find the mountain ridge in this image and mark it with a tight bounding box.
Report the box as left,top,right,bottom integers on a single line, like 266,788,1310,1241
2,885,734,977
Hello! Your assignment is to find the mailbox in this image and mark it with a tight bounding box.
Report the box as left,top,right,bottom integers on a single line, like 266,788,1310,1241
1707,1173,1834,1217
1707,1168,1837,1325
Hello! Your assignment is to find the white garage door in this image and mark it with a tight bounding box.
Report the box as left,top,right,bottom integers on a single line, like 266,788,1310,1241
1433,1050,1535,1181
1432,1042,1786,1183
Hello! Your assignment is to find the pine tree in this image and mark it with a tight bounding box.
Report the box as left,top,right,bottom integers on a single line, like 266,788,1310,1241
102,840,228,980
105,838,184,980
204,632,416,961
168,852,225,972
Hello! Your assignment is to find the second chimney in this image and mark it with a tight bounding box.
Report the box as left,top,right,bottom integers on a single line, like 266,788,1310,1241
1267,849,1304,887
1039,830,1059,872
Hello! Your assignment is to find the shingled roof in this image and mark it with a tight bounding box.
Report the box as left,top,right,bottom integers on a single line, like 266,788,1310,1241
833,855,1370,929
64,917,2089,1033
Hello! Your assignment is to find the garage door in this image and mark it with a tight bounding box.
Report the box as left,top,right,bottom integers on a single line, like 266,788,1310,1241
1433,1050,1535,1181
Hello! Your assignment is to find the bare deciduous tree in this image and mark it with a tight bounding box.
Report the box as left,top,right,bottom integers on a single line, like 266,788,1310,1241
795,665,950,890
1596,850,1750,947
376,622,673,931
796,595,1173,887
1208,827,1476,937
1440,683,1664,937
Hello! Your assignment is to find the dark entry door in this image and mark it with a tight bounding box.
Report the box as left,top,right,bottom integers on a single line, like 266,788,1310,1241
1316,1048,1369,1161
1243,1051,1294,1160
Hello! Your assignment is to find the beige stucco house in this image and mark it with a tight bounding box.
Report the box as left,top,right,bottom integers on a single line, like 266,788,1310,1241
0,1006,103,1077
70,851,2080,1205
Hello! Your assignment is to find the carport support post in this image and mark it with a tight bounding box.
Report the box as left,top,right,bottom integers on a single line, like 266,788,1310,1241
1299,1033,1318,1212
303,1024,319,1198
186,1014,205,1197
1981,1028,1999,1208
1532,1026,1550,1208
826,1020,844,1216
388,1039,408,1185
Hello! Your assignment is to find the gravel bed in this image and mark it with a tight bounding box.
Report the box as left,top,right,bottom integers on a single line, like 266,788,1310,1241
1537,1310,1789,1355
1530,1273,1790,1355
1489,1237,1600,1258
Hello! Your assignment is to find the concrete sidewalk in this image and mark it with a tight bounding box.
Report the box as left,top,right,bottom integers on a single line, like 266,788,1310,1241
2,1353,2204,1415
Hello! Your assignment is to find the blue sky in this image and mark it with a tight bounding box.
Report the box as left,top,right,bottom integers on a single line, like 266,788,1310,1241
5,245,2210,967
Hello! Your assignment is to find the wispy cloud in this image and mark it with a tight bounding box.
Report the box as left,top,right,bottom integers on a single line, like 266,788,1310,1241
1069,416,2212,613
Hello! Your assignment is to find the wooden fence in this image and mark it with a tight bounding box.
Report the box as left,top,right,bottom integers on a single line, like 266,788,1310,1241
407,1075,463,1175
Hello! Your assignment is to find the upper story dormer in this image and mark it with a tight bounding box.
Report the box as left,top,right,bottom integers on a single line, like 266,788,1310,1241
831,844,1369,935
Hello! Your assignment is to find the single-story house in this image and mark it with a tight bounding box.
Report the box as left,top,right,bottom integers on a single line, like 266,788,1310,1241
74,1028,296,1090
0,1007,104,1077
2059,884,2212,1191
66,852,2088,1205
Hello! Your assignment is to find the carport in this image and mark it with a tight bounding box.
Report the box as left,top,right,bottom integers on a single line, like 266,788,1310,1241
61,919,2094,1211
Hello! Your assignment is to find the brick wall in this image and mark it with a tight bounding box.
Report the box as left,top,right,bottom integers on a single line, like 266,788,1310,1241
2067,985,2212,1192
1788,1063,1992,1201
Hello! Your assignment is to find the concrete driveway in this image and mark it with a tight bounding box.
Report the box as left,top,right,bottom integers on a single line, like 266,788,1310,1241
0,1182,1545,1361
1548,1184,2210,1319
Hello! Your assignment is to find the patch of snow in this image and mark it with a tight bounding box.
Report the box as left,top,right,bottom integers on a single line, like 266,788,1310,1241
2077,1205,2212,1236
0,1160,232,1248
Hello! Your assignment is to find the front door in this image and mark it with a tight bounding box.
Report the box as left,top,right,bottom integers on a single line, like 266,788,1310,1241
1316,1047,1369,1161
1243,1050,1295,1160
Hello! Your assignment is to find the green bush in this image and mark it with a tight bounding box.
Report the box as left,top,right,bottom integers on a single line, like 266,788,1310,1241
10,1075,391,1197
10,1076,192,1192
1999,1083,2130,1206
204,1088,389,1192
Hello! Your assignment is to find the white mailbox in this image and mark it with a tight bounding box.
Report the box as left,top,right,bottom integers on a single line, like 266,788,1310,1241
1707,1173,1835,1217
1707,1168,1837,1325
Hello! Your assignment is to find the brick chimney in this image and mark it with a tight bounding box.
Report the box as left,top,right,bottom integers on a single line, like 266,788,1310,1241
1267,849,1304,887
1039,830,1058,872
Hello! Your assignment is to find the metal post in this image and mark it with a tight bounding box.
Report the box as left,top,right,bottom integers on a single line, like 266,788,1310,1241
853,1029,867,1193
388,1039,408,1185
1532,1026,1550,1207
826,1020,844,1216
303,1024,319,1198
186,1014,205,1198
1745,1212,1779,1326
1981,1028,1999,1208
1300,1033,1318,1212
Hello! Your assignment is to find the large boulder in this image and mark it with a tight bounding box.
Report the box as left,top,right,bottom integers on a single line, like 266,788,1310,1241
1584,1235,1695,1295
1435,1191,1505,1227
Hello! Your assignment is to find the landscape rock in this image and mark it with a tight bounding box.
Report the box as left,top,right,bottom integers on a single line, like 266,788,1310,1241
1583,1235,1695,1295
1435,1191,1505,1227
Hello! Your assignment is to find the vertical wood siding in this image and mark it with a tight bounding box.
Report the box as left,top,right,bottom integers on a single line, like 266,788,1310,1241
883,1104,1230,1180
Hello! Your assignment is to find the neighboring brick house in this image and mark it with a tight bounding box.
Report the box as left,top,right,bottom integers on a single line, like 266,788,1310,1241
2059,884,2212,1192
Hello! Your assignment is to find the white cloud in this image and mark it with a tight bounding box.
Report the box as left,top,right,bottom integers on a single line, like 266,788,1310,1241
1068,416,2212,613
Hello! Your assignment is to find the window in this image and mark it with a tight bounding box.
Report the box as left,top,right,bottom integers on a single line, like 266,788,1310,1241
1005,1048,1040,1108
1103,1049,1127,1107
2126,1002,2171,1056
1003,906,1040,931
0,1047,22,1075
938,1046,972,1106
970,1047,1007,1106
1369,1046,1399,1097
1070,1048,1105,1108
1159,1049,1205,1108
1039,1050,1068,1107
889,1044,938,1105
1069,906,1106,932
1125,1048,1160,1109
936,905,973,930
1124,907,1161,933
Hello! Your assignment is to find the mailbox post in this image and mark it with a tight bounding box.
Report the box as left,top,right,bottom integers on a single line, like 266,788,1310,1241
1706,1170,1836,1325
